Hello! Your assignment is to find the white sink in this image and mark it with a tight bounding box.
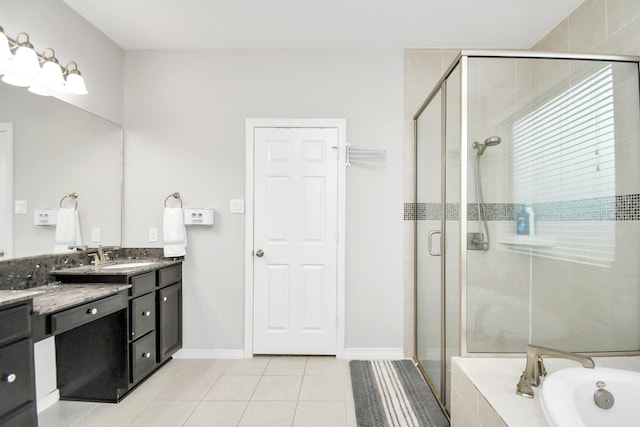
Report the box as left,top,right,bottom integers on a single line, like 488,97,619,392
101,262,155,270
540,367,640,427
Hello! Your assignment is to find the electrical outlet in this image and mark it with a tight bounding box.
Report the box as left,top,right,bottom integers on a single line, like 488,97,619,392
148,227,158,242
91,227,101,242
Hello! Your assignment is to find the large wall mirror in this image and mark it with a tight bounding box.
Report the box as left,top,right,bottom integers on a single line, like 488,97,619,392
0,83,122,260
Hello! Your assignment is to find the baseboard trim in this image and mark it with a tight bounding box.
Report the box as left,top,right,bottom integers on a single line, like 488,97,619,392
174,348,405,360
172,349,246,359
37,389,60,413
344,347,406,360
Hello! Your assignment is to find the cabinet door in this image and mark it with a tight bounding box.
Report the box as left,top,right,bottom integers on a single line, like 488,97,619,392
158,283,182,362
0,338,35,418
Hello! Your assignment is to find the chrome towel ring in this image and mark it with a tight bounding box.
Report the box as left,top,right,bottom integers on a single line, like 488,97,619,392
164,192,183,207
59,192,78,210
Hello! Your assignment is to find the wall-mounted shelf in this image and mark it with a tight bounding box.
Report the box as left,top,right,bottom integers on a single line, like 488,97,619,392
500,236,557,248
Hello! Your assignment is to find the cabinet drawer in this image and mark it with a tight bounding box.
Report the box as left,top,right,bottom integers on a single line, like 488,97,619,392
0,338,35,418
131,293,155,340
0,304,31,347
158,264,181,288
51,293,126,335
130,332,156,383
130,272,155,297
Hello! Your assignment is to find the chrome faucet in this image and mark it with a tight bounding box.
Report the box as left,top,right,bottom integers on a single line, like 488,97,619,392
516,344,595,398
88,245,118,266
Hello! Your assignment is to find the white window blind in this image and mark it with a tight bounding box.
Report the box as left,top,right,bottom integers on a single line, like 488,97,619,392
510,64,615,265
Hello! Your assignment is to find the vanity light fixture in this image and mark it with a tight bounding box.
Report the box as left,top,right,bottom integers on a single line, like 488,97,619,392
1,32,40,87
0,25,88,96
63,61,88,95
28,48,65,96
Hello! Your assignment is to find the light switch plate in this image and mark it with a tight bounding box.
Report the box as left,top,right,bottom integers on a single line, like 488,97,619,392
15,200,27,214
230,199,244,214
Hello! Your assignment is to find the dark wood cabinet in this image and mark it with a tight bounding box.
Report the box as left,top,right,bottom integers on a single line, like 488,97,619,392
0,301,37,427
158,282,182,362
50,261,183,401
126,263,182,385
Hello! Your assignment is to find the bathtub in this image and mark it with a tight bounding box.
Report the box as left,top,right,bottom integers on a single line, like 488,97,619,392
540,367,640,427
451,356,640,427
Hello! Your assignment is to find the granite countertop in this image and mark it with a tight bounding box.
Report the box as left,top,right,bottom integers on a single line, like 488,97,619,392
0,289,45,309
51,258,181,276
29,283,132,315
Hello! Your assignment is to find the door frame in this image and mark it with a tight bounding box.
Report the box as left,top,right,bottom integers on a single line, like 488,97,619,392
244,118,346,358
0,123,13,260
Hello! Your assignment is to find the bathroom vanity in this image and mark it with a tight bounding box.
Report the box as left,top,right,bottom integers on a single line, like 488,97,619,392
0,295,39,427
48,260,183,402
0,252,184,427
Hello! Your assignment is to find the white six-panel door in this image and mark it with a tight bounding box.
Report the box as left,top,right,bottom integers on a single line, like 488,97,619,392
252,127,338,355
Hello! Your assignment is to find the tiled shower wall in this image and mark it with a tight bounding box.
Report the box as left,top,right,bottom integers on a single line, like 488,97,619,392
405,0,640,357
528,0,640,352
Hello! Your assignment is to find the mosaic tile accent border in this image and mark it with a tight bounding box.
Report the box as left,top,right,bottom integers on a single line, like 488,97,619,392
404,193,640,221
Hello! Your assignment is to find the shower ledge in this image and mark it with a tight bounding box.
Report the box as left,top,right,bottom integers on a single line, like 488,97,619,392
500,235,557,248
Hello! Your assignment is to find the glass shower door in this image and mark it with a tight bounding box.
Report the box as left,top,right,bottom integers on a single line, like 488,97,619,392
415,88,444,399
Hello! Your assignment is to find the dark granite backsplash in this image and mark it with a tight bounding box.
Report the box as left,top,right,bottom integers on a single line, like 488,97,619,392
0,248,167,290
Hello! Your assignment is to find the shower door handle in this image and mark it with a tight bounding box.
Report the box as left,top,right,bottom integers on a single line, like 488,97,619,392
428,230,441,256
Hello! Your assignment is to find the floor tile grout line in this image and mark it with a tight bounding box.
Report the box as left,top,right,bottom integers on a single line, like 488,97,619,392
40,357,357,427
290,357,309,426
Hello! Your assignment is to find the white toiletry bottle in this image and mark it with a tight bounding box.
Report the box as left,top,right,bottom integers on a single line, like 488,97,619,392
525,206,535,235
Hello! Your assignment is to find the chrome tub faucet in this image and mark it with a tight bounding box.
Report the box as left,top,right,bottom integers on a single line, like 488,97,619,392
516,344,595,398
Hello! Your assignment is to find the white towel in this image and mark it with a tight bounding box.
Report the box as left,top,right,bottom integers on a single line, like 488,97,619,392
163,207,187,257
54,207,82,253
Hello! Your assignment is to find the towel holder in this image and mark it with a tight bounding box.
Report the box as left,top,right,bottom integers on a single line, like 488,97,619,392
345,143,386,168
59,192,78,210
164,192,183,208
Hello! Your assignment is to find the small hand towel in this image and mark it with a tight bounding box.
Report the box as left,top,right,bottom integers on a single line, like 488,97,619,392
54,207,82,253
163,207,187,257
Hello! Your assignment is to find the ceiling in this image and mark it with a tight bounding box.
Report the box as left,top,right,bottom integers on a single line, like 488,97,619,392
62,0,584,50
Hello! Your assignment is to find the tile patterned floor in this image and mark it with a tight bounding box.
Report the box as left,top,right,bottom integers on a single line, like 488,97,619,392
38,356,357,427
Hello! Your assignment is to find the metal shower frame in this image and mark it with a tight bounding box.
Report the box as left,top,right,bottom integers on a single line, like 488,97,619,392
413,49,640,413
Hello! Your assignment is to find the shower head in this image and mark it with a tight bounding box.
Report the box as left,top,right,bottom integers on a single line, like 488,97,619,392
473,136,502,155
484,136,501,146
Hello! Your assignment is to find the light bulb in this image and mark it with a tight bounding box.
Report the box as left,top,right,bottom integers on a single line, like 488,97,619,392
2,43,41,87
64,64,87,95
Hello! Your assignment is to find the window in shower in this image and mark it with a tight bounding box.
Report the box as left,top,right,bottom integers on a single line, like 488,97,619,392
510,64,615,266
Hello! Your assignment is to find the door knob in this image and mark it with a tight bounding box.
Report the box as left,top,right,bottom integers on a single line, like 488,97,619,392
255,249,264,257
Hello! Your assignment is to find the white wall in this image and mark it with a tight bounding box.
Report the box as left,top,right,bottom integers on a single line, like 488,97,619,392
123,49,405,353
0,0,124,124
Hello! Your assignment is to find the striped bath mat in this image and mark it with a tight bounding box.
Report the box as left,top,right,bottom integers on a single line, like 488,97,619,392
349,360,449,427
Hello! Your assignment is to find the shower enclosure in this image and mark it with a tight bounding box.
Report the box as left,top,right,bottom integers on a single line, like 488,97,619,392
414,50,640,413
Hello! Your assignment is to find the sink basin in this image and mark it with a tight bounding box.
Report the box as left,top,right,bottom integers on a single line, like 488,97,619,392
540,367,640,427
101,262,156,270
